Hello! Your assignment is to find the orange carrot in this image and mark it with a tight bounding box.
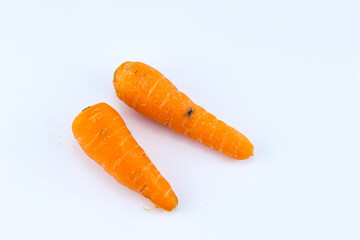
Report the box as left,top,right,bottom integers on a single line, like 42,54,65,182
113,61,254,160
72,102,178,211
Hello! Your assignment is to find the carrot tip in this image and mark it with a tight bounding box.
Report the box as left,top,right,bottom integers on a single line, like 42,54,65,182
156,205,177,212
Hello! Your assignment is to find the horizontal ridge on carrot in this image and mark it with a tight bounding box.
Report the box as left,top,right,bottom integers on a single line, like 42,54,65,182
72,102,178,211
113,62,254,160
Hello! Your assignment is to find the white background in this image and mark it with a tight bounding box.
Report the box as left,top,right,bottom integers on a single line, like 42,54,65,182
1,0,359,239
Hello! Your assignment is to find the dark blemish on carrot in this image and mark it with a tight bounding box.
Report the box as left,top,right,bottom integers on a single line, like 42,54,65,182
103,136,110,143
142,153,147,157
135,172,143,181
143,73,146,77
99,128,108,135
135,70,138,74
139,184,148,193
82,106,90,112
185,108,194,118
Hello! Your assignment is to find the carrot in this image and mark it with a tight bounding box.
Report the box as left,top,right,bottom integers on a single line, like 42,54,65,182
113,61,254,160
72,102,178,211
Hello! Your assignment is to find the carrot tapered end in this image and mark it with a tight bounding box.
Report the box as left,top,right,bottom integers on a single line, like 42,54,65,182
236,140,254,160
160,192,178,212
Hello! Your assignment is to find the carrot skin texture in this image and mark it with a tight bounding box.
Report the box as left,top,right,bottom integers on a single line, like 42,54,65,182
72,103,178,211
113,62,254,160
